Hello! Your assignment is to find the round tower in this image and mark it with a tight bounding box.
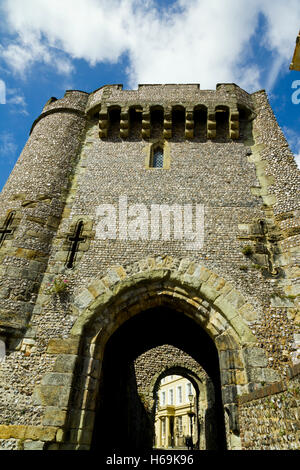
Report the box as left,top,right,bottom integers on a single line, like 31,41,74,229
0,90,89,344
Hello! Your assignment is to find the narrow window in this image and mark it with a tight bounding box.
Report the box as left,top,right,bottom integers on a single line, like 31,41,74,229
151,146,164,168
128,106,142,139
186,382,192,400
194,105,207,140
172,106,185,140
177,386,182,404
169,388,174,405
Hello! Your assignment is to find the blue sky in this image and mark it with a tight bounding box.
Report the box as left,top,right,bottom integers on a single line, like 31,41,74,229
0,0,299,191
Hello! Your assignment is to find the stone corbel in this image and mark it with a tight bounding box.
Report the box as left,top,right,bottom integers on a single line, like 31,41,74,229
120,107,129,139
230,107,239,140
99,105,108,139
163,107,172,140
185,107,194,139
207,108,216,139
142,107,151,139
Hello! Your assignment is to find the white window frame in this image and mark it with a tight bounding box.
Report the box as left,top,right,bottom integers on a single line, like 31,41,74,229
177,385,182,404
168,388,174,405
186,382,192,401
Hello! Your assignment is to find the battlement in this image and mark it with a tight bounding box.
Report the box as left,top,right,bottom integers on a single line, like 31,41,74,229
36,83,256,141
87,82,253,111
86,84,255,134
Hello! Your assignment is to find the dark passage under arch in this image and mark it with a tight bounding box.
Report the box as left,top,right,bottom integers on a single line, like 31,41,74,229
90,306,227,452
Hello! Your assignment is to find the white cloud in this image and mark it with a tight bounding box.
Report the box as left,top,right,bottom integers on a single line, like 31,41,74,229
283,126,300,169
0,0,131,75
0,79,5,103
0,43,36,75
0,0,299,91
0,132,18,161
0,30,74,77
126,0,263,89
5,87,28,114
294,153,300,168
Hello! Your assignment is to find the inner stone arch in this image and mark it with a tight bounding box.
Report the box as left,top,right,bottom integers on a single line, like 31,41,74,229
134,344,210,414
134,345,218,450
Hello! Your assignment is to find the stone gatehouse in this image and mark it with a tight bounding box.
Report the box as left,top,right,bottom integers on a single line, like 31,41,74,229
0,83,299,451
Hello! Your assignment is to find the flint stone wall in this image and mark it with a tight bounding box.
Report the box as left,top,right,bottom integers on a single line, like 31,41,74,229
239,363,300,450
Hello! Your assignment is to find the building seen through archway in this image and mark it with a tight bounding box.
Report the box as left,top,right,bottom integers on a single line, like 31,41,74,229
154,374,197,449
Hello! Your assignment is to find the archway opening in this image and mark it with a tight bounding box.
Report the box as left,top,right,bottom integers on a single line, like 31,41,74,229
90,304,227,452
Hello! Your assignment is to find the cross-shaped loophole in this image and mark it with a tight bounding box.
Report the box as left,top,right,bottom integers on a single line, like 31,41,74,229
66,221,86,269
0,212,14,247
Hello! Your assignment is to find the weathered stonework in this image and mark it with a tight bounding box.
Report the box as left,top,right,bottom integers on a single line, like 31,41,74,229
239,363,300,450
0,83,299,451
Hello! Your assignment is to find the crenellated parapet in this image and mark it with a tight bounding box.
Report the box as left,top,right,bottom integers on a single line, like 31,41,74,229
30,90,88,135
86,83,255,141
